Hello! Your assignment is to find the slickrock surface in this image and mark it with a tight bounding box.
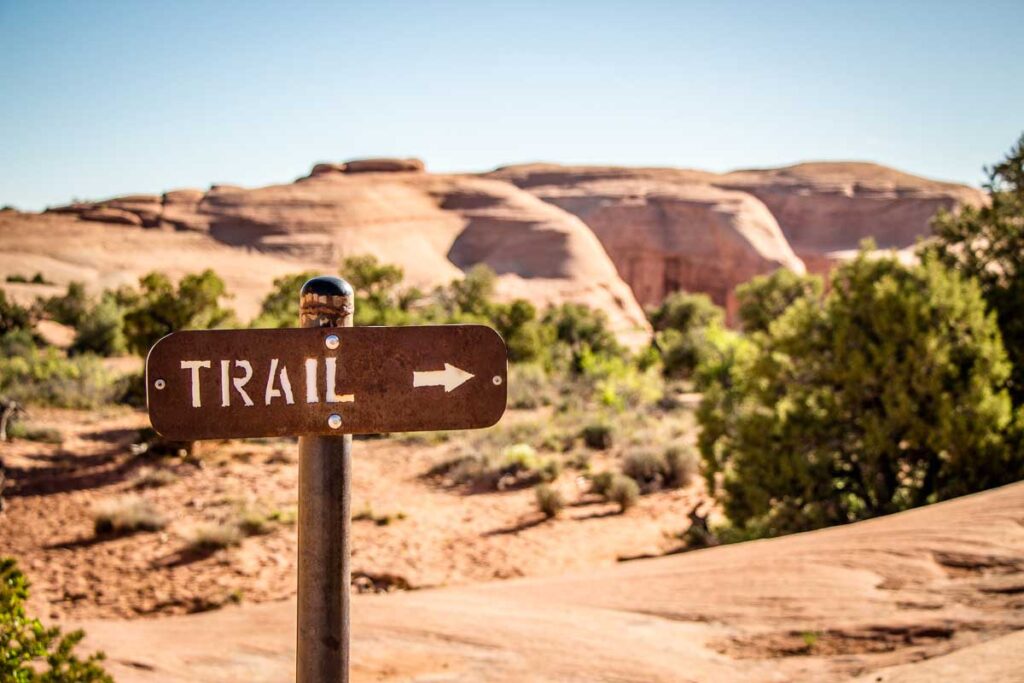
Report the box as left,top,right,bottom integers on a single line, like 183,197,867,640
76,482,1024,682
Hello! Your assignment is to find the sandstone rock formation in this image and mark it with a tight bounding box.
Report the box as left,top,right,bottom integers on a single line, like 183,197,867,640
491,165,804,314
492,162,983,315
32,160,651,338
717,162,986,272
21,157,983,337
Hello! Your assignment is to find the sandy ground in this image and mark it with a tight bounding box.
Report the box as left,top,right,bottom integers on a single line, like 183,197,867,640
3,409,1023,681
1,408,702,620
69,481,1024,682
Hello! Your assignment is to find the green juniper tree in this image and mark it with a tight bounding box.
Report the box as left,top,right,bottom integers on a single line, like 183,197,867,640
122,270,236,355
926,133,1024,402
699,248,1018,537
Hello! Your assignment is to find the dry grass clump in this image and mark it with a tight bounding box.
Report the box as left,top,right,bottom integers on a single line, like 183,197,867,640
589,472,639,513
187,522,242,551
93,495,166,535
534,483,565,519
131,466,179,489
606,475,640,513
185,500,279,552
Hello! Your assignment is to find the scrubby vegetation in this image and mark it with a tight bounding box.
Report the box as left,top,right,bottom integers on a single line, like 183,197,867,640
534,483,564,518
1,557,111,682
4,136,1024,553
699,248,1020,537
927,133,1024,401
93,495,166,535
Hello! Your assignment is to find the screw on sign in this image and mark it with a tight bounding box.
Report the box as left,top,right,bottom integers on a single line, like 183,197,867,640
144,276,508,683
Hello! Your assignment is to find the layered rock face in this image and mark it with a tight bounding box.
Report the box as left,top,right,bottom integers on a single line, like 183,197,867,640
38,159,650,339
717,162,986,273
29,157,983,338
490,166,806,316
492,162,982,314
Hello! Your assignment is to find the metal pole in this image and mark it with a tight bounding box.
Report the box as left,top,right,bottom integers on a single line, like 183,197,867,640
297,276,354,683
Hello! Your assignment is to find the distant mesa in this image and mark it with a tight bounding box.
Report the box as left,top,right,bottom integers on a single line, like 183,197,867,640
308,157,426,177
15,156,981,338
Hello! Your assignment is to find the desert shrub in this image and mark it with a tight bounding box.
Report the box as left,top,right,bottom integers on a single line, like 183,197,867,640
70,295,127,356
93,495,166,535
497,443,560,488
0,290,33,335
648,292,727,379
581,422,613,450
542,302,623,365
251,271,318,329
649,290,723,333
343,255,425,326
41,281,89,327
122,270,236,355
621,446,696,493
534,483,564,519
621,450,667,493
187,522,242,551
131,466,179,489
606,475,640,513
700,248,1019,537
577,347,663,409
0,557,112,682
588,470,616,497
736,268,823,334
663,445,698,488
0,347,125,408
926,133,1024,402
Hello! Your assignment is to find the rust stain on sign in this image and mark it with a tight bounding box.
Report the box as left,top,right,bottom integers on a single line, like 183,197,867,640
146,325,507,440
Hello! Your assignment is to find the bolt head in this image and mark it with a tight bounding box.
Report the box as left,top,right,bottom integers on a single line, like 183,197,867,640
325,334,340,350
327,414,343,429
492,376,503,386
154,379,166,390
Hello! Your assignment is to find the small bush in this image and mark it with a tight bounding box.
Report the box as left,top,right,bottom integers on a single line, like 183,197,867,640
534,483,564,519
589,470,616,497
622,450,667,493
93,495,166,535
581,422,613,450
187,522,242,551
663,446,698,488
606,475,640,513
0,557,112,682
622,446,699,493
0,346,125,409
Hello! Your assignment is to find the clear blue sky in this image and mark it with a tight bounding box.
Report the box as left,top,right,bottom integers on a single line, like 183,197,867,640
2,0,1022,210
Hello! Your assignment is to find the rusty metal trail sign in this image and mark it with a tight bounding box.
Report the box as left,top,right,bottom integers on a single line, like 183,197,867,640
146,324,507,440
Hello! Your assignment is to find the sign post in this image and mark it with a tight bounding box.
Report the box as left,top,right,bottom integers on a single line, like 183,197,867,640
296,276,354,683
143,274,508,683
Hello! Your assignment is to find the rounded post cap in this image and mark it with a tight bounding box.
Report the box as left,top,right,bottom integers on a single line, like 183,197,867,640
300,275,353,298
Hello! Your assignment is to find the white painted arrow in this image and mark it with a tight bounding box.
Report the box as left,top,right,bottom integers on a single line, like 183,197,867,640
413,363,475,393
